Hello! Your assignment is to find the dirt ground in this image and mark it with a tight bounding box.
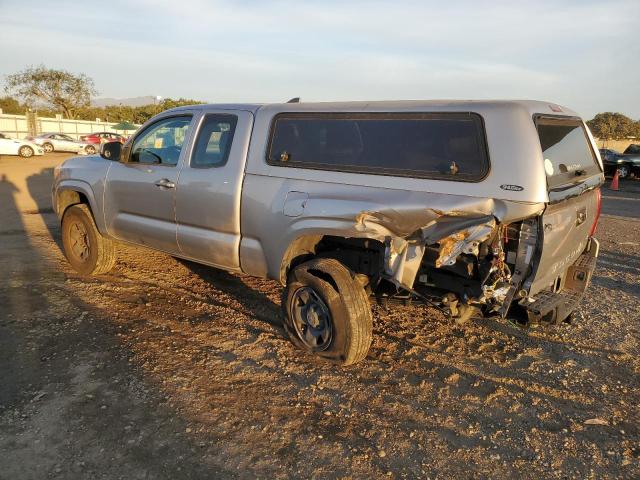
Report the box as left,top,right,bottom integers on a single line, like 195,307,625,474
1,153,639,479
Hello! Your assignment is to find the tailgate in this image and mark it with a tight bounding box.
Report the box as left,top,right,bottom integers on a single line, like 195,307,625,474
526,116,603,296
528,187,600,295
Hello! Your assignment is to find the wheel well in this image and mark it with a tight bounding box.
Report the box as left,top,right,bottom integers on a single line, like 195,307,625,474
282,235,386,283
58,190,89,217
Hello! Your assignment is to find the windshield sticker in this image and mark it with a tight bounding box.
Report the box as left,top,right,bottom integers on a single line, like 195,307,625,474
544,158,554,176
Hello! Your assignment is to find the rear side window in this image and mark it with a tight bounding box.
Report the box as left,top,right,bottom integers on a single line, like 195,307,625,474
535,117,600,188
190,114,237,168
267,113,489,181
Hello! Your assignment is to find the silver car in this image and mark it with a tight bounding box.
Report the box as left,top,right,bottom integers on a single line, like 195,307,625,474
28,133,96,154
53,100,604,365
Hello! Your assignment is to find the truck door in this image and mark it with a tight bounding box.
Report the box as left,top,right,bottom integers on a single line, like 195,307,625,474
175,110,253,270
103,114,195,253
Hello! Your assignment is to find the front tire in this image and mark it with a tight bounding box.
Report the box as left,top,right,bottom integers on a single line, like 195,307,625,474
19,146,34,158
43,143,54,153
62,204,116,275
282,258,373,366
85,145,96,154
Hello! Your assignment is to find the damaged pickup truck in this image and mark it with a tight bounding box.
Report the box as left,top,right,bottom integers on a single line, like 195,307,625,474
52,100,604,365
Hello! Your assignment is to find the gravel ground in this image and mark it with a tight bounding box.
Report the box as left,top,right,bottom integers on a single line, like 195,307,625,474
0,154,638,479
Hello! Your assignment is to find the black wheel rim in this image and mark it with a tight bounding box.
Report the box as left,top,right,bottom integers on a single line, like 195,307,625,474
69,220,91,262
618,166,629,178
290,286,333,350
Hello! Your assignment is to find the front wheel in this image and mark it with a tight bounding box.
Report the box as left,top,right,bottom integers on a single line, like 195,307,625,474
85,145,96,154
282,258,373,366
19,146,34,158
62,204,116,275
43,143,54,153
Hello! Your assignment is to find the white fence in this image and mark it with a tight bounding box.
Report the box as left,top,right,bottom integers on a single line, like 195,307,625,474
0,110,139,140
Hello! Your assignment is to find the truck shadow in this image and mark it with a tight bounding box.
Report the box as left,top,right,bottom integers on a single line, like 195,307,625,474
0,175,236,479
176,258,283,330
25,167,63,251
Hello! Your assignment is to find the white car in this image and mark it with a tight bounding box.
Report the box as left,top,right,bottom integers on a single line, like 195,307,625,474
0,133,44,158
27,133,95,154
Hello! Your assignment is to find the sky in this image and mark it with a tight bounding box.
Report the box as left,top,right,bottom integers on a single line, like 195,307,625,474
0,0,638,119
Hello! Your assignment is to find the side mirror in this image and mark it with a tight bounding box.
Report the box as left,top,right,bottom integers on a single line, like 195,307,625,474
100,141,122,161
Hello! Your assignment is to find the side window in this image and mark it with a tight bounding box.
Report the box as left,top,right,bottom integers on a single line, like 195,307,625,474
130,116,192,166
267,113,489,181
190,114,237,168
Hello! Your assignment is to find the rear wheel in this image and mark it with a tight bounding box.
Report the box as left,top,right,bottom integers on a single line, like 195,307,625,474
18,146,34,158
62,204,116,275
43,142,54,153
617,165,630,179
282,258,373,366
85,145,96,154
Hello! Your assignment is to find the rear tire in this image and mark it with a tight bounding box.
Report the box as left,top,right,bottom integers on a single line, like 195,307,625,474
85,145,96,154
62,204,116,275
19,146,34,158
282,258,373,366
617,165,630,179
43,143,54,153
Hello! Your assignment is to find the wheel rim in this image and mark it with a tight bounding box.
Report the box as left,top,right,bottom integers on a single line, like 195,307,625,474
618,166,629,178
87,146,95,154
20,146,33,157
68,220,91,262
290,286,333,350
44,143,53,152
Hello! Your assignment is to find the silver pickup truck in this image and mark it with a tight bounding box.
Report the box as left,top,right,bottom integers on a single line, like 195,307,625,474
53,100,604,365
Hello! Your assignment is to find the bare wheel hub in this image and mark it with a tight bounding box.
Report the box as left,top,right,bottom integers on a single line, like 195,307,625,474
290,286,333,350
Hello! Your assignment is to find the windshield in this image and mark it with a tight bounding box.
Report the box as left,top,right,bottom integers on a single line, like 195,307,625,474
536,117,600,188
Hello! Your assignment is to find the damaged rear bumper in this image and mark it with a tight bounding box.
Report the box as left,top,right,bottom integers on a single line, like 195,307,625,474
520,237,599,324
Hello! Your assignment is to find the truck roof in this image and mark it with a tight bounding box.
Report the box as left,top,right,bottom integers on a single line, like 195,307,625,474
165,100,581,119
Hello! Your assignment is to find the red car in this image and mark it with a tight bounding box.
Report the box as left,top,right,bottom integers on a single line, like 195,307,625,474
80,132,126,145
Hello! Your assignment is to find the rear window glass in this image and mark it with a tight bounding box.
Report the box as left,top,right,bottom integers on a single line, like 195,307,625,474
267,113,489,181
536,117,600,187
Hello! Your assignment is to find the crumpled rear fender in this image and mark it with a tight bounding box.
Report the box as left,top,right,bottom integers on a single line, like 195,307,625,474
277,192,544,287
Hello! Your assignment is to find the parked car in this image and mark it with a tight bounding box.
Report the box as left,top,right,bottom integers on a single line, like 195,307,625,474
80,132,126,146
599,147,640,179
623,144,640,155
27,133,96,154
52,100,603,365
0,132,44,158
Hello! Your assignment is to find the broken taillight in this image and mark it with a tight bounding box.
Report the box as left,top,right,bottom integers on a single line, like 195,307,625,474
589,188,602,237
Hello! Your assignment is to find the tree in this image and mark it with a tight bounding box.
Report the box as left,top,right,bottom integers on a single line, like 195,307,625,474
0,96,24,114
4,65,97,119
586,112,638,140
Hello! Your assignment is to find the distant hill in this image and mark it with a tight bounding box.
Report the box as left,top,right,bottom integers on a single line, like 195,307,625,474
91,96,158,107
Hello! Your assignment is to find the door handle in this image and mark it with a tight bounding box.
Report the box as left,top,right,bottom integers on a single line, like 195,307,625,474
154,178,175,189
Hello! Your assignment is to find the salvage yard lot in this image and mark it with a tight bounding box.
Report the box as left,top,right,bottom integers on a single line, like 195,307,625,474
1,153,638,479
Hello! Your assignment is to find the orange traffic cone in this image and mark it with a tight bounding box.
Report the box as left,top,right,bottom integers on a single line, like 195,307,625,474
610,169,620,191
